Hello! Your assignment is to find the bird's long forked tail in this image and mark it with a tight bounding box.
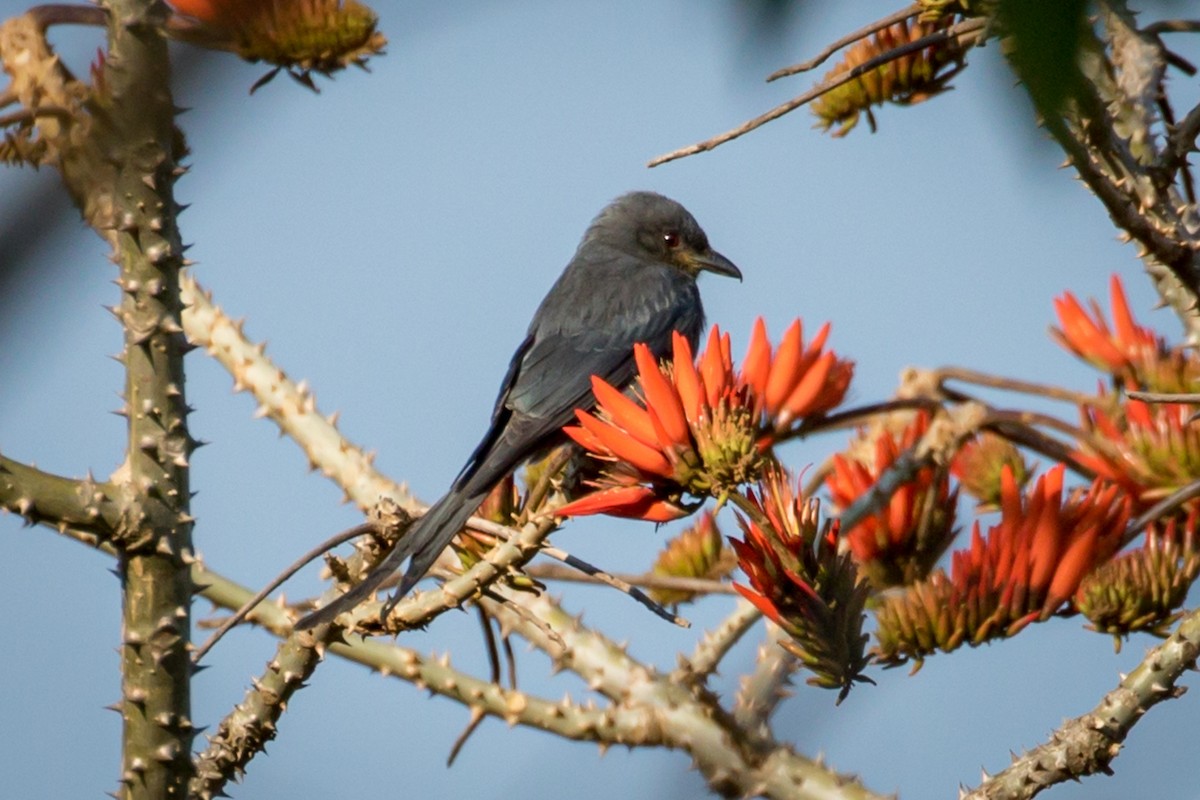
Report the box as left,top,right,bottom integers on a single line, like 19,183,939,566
293,484,491,629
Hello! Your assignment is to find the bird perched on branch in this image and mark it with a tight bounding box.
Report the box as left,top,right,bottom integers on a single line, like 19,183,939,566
295,191,741,629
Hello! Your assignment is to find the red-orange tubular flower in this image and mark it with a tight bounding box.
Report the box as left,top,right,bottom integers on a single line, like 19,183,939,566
1077,398,1200,507
739,318,855,433
1052,274,1200,392
826,411,957,588
873,464,1131,668
730,469,870,699
557,320,852,521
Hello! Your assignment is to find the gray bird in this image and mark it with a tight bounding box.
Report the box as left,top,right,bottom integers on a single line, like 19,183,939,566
295,191,740,629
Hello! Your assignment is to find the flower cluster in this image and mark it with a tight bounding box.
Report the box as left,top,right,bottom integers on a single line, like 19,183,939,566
168,0,386,88
647,513,735,606
1076,398,1200,507
826,412,958,588
730,469,870,699
557,320,852,521
874,465,1130,667
1052,274,1200,393
811,15,972,137
952,432,1030,509
1075,510,1200,647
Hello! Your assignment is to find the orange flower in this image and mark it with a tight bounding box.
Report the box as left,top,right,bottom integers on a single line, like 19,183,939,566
553,484,695,522
1076,398,1200,506
167,0,386,87
1052,275,1199,392
557,320,852,522
730,468,870,698
826,411,957,587
739,318,855,431
873,464,1130,667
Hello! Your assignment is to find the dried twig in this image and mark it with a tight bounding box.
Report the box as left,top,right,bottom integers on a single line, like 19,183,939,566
766,4,921,79
191,522,376,664
681,599,762,678
540,545,690,627
936,365,1101,407
524,562,737,595
1120,476,1200,546
648,17,985,167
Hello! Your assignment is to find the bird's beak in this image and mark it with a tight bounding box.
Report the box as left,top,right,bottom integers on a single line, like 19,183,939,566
692,249,742,281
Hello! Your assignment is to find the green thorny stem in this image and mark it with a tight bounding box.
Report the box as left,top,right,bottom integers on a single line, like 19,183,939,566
102,1,197,796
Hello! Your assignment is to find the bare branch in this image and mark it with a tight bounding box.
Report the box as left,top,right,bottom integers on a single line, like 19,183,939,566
734,622,798,739
485,590,885,800
190,623,333,800
540,544,690,627
680,599,762,678
525,562,738,595
0,452,121,540
648,17,985,167
963,606,1200,800
766,4,921,79
180,273,410,512
191,522,377,664
935,365,1101,407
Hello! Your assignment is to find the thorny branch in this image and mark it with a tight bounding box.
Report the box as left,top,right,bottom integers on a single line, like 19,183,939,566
963,605,1200,800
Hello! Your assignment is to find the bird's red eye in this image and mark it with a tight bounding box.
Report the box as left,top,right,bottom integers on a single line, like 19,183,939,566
663,231,681,249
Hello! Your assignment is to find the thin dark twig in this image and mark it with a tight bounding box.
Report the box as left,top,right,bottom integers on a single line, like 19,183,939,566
28,3,107,29
447,608,502,766
526,562,738,595
648,17,985,167
478,605,503,684
540,545,691,627
766,4,921,79
1162,48,1198,77
447,708,486,767
1128,390,1200,404
937,365,1100,406
982,417,1097,479
501,630,518,689
772,397,940,445
1143,20,1200,35
192,522,375,664
1121,477,1200,547
1157,93,1196,204
0,106,73,129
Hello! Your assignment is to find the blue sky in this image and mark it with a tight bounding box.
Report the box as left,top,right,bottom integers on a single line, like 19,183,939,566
0,1,1193,798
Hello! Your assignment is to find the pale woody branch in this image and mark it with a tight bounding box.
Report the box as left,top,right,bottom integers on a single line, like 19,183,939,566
964,605,1200,800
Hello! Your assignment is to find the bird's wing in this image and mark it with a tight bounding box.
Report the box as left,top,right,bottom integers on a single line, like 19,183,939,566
453,333,534,488
456,260,702,493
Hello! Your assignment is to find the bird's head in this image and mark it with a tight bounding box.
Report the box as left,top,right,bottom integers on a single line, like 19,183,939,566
587,191,742,281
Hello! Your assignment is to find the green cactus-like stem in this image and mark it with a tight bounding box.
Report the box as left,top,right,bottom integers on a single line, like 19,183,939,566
101,1,196,797
0,453,121,537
